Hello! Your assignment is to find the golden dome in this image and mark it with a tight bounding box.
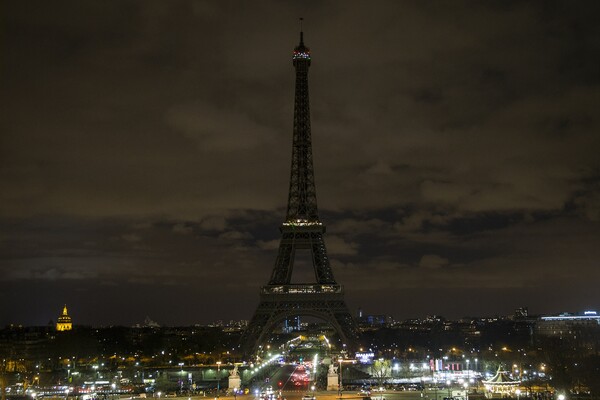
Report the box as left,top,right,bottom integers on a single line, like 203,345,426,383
56,305,72,331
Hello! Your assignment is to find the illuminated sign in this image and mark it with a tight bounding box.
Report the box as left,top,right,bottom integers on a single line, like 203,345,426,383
355,352,374,363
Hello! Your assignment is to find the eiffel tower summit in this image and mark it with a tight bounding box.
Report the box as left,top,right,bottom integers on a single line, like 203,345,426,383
241,28,360,354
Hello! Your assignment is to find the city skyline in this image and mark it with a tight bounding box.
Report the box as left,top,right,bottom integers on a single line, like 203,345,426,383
22,304,600,329
2,1,599,326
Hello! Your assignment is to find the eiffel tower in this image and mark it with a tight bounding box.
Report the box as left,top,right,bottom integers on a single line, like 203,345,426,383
241,30,360,355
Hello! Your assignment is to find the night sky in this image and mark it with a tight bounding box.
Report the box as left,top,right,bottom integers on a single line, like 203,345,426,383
2,1,599,327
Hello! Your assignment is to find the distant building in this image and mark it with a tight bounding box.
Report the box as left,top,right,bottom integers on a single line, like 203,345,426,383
144,316,160,328
537,310,600,336
283,316,301,333
358,313,390,328
539,310,600,324
514,307,528,319
536,310,600,354
357,307,390,326
56,305,73,331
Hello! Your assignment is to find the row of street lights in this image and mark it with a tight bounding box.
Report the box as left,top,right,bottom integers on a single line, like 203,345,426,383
428,378,471,400
216,361,221,399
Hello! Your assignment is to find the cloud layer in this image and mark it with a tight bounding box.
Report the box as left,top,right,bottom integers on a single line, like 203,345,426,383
1,1,599,325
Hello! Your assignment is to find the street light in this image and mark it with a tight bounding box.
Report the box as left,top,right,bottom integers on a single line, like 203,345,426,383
216,361,222,399
338,359,344,397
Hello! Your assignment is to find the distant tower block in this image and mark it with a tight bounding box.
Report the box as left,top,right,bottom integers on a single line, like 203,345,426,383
56,305,73,331
240,29,360,355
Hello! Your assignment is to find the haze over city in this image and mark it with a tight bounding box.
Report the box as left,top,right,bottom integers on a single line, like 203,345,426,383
1,1,599,327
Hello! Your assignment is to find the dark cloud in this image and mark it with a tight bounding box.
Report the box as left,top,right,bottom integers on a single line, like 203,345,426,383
418,255,449,270
1,1,599,325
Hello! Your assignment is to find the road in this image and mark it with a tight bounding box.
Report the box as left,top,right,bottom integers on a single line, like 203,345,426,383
264,364,311,392
243,364,438,400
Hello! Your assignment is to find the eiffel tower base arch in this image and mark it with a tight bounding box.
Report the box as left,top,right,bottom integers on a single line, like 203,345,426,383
241,287,359,356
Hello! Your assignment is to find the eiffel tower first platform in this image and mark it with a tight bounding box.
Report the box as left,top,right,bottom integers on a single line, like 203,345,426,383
241,30,360,355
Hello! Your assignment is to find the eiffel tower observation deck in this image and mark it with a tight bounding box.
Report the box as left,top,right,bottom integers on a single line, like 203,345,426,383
241,28,360,355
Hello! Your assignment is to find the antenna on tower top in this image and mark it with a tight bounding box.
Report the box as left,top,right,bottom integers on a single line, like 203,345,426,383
299,17,304,44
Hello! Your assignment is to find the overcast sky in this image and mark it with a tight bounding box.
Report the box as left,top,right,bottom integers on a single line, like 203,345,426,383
1,1,599,326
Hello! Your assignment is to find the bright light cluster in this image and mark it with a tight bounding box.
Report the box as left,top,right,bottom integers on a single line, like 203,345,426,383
283,219,322,226
248,353,282,375
293,51,310,60
262,284,341,294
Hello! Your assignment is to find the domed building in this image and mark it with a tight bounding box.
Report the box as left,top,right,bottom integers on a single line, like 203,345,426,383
56,304,73,331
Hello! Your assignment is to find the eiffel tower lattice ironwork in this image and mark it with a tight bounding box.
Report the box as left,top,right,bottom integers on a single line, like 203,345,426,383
241,30,360,354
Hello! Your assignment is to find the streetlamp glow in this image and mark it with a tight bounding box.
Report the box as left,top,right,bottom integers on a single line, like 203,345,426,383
338,358,344,397
216,361,222,399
